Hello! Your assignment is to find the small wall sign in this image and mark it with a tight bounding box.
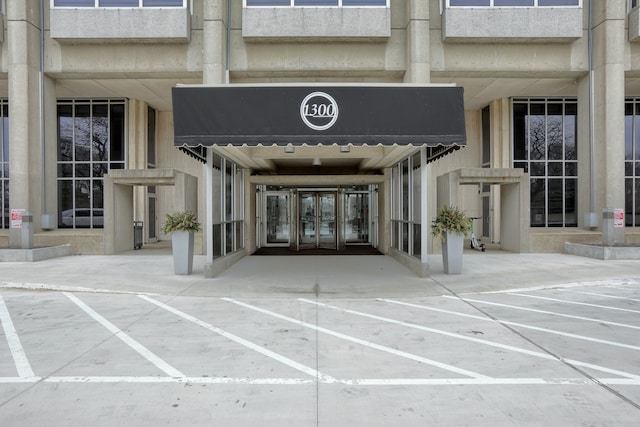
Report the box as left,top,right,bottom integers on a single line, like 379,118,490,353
10,209,25,229
614,208,625,227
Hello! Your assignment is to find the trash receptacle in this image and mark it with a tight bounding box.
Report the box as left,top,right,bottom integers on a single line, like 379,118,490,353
133,221,143,250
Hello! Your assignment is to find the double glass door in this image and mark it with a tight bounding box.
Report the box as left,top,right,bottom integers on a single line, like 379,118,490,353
298,191,337,250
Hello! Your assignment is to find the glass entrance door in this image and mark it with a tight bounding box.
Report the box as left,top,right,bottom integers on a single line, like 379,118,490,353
265,192,290,246
345,192,369,244
298,191,337,250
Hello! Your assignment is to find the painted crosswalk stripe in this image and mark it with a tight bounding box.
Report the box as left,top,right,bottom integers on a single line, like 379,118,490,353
64,292,184,378
222,297,490,380
0,293,35,378
139,295,337,383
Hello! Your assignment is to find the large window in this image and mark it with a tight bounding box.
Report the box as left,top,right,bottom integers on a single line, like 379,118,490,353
245,0,387,6
57,100,126,229
446,0,579,6
52,0,185,7
625,99,640,227
0,101,7,229
391,151,422,259
212,153,244,259
513,98,577,227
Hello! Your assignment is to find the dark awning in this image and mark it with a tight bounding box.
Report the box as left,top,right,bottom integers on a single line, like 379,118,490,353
172,84,466,148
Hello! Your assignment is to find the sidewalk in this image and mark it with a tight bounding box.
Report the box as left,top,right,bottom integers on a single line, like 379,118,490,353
1,245,638,297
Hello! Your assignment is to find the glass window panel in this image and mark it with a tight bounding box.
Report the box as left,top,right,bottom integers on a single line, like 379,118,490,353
58,181,74,228
58,105,73,162
626,106,634,161
54,0,94,6
212,155,222,224
547,103,563,160
635,114,640,161
530,162,545,176
413,224,421,259
402,159,409,221
2,116,8,163
92,105,109,161
495,0,534,5
93,163,108,178
565,179,577,227
529,104,546,161
213,224,222,259
74,105,91,162
225,222,233,253
75,163,90,177
530,178,546,227
565,162,577,177
449,0,490,5
100,0,138,6
402,222,409,253
513,103,528,160
143,0,183,6
343,0,386,5
548,179,563,227
147,107,156,167
246,0,290,5
412,152,421,223
626,161,634,177
626,178,634,226
565,109,577,161
225,161,233,220
110,104,126,162
635,179,640,227
295,0,338,5
548,162,563,176
538,0,579,5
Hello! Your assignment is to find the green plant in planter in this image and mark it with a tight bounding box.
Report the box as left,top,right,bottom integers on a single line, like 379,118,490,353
432,205,472,240
161,211,201,234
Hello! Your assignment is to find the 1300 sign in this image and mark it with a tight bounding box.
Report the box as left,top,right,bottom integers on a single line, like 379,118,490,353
300,92,339,131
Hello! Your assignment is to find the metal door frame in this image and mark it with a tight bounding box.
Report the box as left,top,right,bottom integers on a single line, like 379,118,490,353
296,188,338,250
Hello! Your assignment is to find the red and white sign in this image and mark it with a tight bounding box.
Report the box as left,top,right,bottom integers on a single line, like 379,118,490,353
10,209,24,229
614,208,625,227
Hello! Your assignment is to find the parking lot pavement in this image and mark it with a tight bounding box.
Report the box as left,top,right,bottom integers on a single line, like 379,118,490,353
1,282,640,426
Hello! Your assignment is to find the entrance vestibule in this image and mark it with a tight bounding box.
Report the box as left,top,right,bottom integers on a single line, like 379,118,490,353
257,185,377,252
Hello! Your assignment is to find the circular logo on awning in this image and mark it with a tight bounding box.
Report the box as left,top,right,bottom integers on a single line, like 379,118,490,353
300,92,339,131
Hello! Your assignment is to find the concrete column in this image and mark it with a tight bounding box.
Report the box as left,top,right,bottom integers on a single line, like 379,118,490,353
7,1,43,248
203,0,227,84
404,0,430,83
591,0,626,243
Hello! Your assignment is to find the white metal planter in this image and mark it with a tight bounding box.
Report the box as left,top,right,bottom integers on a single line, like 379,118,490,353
171,230,194,275
442,232,464,274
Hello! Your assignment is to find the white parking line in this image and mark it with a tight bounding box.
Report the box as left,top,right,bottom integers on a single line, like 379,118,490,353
138,295,337,383
222,297,490,380
567,290,640,303
1,375,639,386
0,293,35,378
441,295,640,332
64,293,184,378
380,298,640,380
510,293,640,314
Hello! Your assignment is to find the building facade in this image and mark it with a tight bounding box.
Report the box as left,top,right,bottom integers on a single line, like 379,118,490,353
1,1,639,276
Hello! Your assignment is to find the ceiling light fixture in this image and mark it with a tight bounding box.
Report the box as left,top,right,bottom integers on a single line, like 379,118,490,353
312,158,322,166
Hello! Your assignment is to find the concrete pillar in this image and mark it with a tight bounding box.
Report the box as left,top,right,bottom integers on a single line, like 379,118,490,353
203,0,228,84
591,0,626,242
7,1,43,247
404,0,430,84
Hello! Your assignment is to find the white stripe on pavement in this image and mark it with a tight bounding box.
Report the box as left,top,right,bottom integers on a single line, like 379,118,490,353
222,297,490,380
1,375,640,386
64,292,184,378
0,293,35,378
511,293,640,314
567,290,640,303
380,298,640,379
138,295,336,383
